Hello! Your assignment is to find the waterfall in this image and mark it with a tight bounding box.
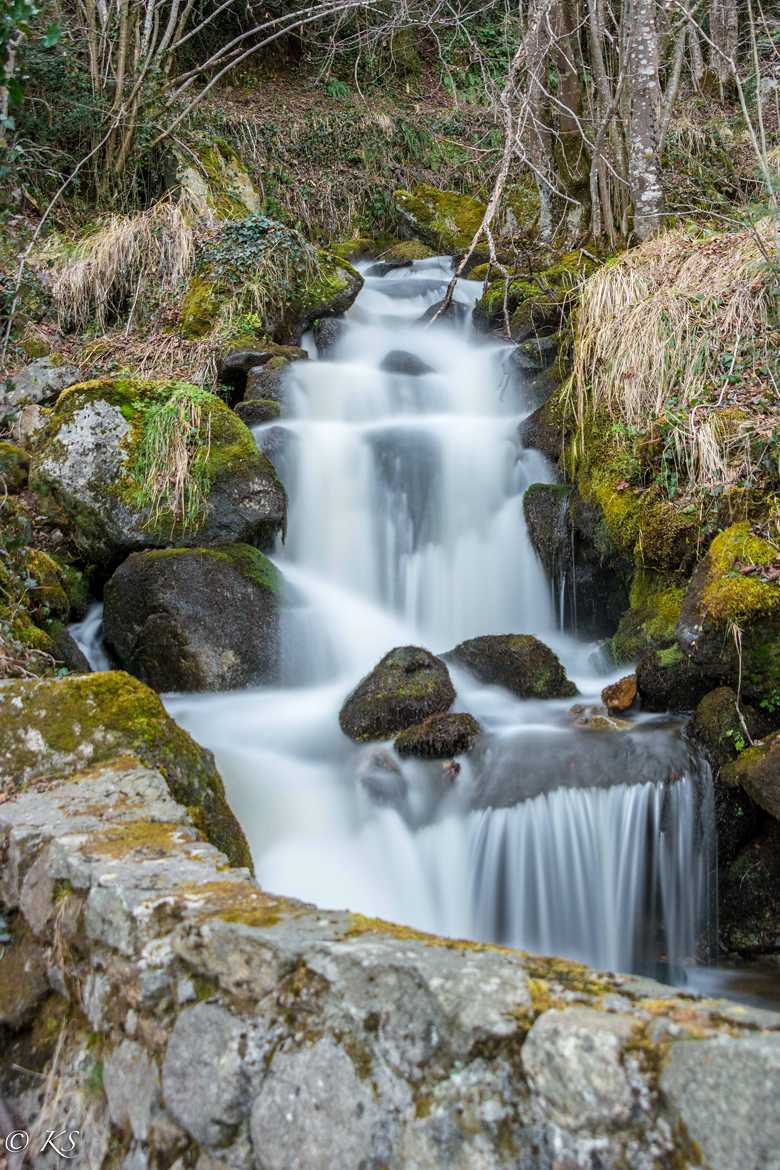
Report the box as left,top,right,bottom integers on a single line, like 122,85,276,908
76,256,716,979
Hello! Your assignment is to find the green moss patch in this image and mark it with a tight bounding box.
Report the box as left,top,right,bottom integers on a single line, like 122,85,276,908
0,671,251,868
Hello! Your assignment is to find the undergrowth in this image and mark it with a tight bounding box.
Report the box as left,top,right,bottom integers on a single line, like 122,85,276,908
127,381,214,534
573,217,780,497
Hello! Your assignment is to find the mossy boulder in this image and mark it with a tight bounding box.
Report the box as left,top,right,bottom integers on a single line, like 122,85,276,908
329,237,376,261
475,253,595,340
30,377,286,565
447,635,577,700
339,646,455,742
177,140,263,220
722,732,780,823
382,240,435,263
23,548,71,622
0,441,29,492
690,687,762,768
393,185,485,253
235,400,281,427
0,357,82,418
394,713,481,759
179,215,363,345
104,545,284,693
518,375,574,464
0,671,251,867
676,522,780,701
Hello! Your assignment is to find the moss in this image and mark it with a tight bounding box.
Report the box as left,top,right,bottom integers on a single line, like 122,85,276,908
180,140,263,221
329,237,376,261
24,548,71,621
382,240,435,262
180,274,222,339
0,671,251,868
701,522,780,625
393,184,485,252
88,820,189,860
0,441,30,491
144,544,282,595
611,570,687,663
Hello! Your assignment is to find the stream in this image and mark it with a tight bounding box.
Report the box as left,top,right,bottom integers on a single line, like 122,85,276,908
76,256,766,996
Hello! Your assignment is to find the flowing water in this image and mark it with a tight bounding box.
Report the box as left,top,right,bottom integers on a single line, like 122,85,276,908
73,258,716,980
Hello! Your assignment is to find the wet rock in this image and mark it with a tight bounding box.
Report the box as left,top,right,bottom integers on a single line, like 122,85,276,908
30,377,286,564
339,646,455,742
576,713,632,732
601,674,637,713
0,357,82,418
163,1002,249,1148
49,625,92,673
104,545,283,693
366,259,413,277
523,1008,638,1131
416,298,470,327
447,634,577,700
358,749,408,804
636,646,708,712
250,1036,394,1170
0,441,29,492
394,712,481,758
719,821,780,954
523,484,631,639
0,671,251,867
234,399,280,427
379,350,435,376
660,1033,780,1170
218,344,306,401
313,316,347,355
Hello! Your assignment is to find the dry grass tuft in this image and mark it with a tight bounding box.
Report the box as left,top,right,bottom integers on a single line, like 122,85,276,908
574,219,778,489
47,199,195,333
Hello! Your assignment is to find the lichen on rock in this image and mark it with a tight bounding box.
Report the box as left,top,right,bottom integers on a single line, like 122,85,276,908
0,671,251,867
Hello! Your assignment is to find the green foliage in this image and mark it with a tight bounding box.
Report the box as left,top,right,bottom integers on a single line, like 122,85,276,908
324,77,351,100
126,381,216,534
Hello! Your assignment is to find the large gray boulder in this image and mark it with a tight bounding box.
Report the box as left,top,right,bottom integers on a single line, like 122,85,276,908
29,377,286,564
447,634,577,699
339,646,456,742
104,545,284,692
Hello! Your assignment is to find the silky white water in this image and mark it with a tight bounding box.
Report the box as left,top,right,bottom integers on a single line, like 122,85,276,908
73,258,715,977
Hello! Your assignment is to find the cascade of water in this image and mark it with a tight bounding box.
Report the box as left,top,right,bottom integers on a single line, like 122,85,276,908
75,256,717,978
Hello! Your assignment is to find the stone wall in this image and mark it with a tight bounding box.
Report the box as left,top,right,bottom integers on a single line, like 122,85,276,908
2,751,780,1170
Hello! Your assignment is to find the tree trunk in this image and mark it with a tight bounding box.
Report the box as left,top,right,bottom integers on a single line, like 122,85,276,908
627,0,665,240
709,0,739,84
